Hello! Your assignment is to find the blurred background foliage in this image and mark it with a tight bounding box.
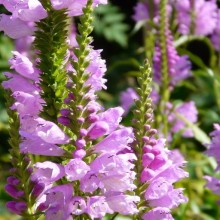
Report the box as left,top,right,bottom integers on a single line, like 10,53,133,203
1,0,220,219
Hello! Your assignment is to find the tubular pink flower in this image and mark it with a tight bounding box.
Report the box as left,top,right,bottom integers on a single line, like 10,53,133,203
0,15,35,39
168,101,198,138
0,0,47,22
120,88,139,115
51,0,107,17
65,159,90,181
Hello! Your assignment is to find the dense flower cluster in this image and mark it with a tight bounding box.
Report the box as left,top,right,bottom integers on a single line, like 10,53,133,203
205,124,220,198
175,0,217,36
1,0,206,219
0,0,143,219
130,62,188,219
130,0,197,142
131,0,220,216
140,133,188,219
132,0,172,24
150,1,192,88
153,39,192,87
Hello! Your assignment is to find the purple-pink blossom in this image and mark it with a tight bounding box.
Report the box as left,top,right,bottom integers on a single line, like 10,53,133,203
211,9,220,51
168,101,198,138
51,0,107,17
0,15,35,39
142,207,174,220
120,88,139,115
0,0,47,22
205,124,220,171
175,0,217,36
153,34,191,87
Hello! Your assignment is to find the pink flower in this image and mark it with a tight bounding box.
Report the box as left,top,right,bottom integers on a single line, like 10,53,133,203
65,159,90,181
85,49,107,92
132,2,149,22
9,51,40,80
80,153,137,193
106,193,140,215
205,176,220,196
169,101,198,138
206,124,220,171
20,117,69,144
0,0,47,22
31,162,65,184
43,184,74,220
51,0,107,17
2,72,39,94
85,196,113,219
142,207,174,220
20,137,65,156
11,91,42,116
175,0,217,36
93,127,134,154
120,88,139,115
70,196,86,215
0,15,35,39
87,121,109,139
145,177,188,208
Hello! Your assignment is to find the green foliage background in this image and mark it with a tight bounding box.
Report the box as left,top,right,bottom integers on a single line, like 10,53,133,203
1,1,220,219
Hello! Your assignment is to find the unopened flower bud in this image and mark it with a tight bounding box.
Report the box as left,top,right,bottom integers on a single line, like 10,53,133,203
149,139,157,146
73,149,86,159
6,201,27,215
143,145,153,153
149,155,166,170
32,183,45,197
58,116,70,126
141,168,155,182
60,109,70,116
142,136,149,143
88,115,99,123
75,139,86,149
5,184,24,199
7,177,20,185
9,168,17,174
142,153,155,167
77,105,83,111
144,125,151,131
149,129,157,136
78,117,85,124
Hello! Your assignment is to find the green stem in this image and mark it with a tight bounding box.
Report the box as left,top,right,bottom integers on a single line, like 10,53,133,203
133,61,153,217
190,0,196,35
110,213,119,220
214,79,220,109
65,0,94,144
158,0,169,138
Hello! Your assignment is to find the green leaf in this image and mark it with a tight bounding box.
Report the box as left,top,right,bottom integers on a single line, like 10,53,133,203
108,58,141,72
176,113,210,144
191,124,210,144
179,49,214,78
94,4,129,47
